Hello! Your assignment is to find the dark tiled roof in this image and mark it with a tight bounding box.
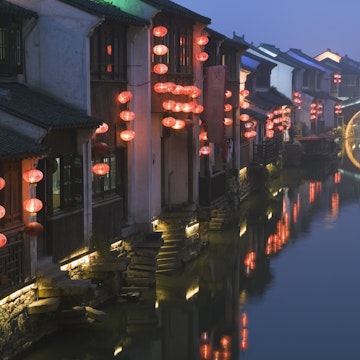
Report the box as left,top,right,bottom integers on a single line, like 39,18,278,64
142,0,211,24
0,0,38,18
303,90,339,101
0,83,102,130
59,0,149,26
248,87,293,110
0,126,49,159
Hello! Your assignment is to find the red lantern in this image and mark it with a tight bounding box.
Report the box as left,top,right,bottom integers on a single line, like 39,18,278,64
0,233,7,248
24,222,44,236
171,85,184,95
244,130,256,139
196,35,209,46
154,82,168,93
224,103,232,112
162,100,176,111
153,63,168,75
119,110,135,121
162,117,176,128
117,91,132,104
0,205,5,219
225,90,232,98
200,146,211,155
182,102,194,113
0,177,5,190
193,104,204,114
172,102,183,113
195,52,209,62
240,89,250,97
95,122,109,134
220,335,232,350
239,114,250,122
153,44,168,56
92,142,108,155
23,169,43,184
224,118,233,126
240,101,250,109
92,163,110,176
23,198,43,213
172,119,186,130
199,131,208,141
153,26,168,37
120,130,135,142
200,343,212,360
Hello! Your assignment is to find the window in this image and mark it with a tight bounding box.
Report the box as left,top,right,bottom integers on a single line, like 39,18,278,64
40,155,83,214
0,16,22,75
90,21,127,81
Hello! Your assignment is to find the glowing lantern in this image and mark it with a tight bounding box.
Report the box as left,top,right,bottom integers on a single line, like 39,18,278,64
200,343,212,360
0,205,5,219
225,90,232,98
200,146,211,155
120,130,135,141
117,91,132,104
153,63,168,75
224,103,232,112
154,82,168,93
171,85,184,95
95,122,109,134
153,26,168,37
163,82,176,92
196,35,209,46
266,111,274,119
220,335,232,350
182,86,195,96
0,177,5,190
240,101,250,109
172,119,186,130
162,100,176,111
119,110,135,121
24,221,44,236
244,130,256,139
182,102,194,113
23,169,43,184
92,142,108,155
240,89,250,97
193,104,204,114
162,117,176,128
199,131,208,141
23,198,43,213
92,163,110,176
224,118,233,126
244,121,253,129
172,102,183,113
241,312,248,327
153,44,168,56
266,130,274,138
0,233,7,248
239,114,250,122
190,87,202,99
195,52,209,62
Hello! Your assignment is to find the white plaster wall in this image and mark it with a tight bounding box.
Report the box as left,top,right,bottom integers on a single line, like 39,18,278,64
10,0,101,112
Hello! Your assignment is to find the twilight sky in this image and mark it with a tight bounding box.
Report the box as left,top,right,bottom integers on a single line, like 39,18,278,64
175,0,360,61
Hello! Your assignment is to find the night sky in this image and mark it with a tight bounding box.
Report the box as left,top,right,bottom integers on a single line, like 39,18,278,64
175,0,360,61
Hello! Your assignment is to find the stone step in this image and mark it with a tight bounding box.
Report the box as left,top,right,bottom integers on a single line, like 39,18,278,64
27,297,61,315
38,278,92,298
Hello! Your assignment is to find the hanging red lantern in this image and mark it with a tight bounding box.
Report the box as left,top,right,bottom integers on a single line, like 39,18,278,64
162,117,176,128
171,85,184,95
224,118,233,126
240,101,250,109
92,163,110,176
117,91,132,104
24,221,44,236
172,119,186,130
154,82,168,93
195,52,209,62
0,205,5,219
92,142,108,155
240,89,250,97
0,177,5,190
196,35,209,46
220,335,232,350
266,130,274,138
120,130,135,142
244,121,253,129
164,82,176,93
190,87,202,99
200,146,211,155
23,198,43,213
199,131,208,141
119,110,135,121
95,122,109,134
0,233,7,248
153,44,168,56
224,103,232,112
193,104,204,114
225,90,232,98
244,130,256,139
240,114,250,122
182,102,194,113
172,102,184,113
153,63,168,75
162,100,176,111
153,26,168,37
23,169,43,184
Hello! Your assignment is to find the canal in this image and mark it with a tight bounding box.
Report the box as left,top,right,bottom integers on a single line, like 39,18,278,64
21,154,360,359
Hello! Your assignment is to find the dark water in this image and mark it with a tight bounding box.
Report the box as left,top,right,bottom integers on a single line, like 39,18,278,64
21,156,360,360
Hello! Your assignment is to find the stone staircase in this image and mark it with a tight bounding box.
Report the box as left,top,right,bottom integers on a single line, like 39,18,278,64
155,209,200,274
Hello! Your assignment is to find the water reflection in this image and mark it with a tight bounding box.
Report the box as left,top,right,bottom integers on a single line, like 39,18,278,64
22,154,360,360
